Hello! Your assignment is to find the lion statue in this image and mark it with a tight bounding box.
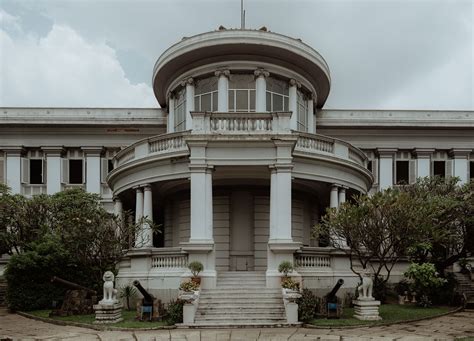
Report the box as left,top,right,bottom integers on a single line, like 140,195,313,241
357,270,374,300
100,271,118,304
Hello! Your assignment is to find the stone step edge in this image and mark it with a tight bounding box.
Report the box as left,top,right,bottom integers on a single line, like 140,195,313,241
178,322,301,329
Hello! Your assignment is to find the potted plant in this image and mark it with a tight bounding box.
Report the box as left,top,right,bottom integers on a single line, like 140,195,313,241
281,277,300,291
188,261,204,285
179,280,200,293
394,280,410,305
278,261,294,282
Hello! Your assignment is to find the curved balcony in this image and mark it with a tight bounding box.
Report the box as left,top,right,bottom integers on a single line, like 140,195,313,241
108,112,373,194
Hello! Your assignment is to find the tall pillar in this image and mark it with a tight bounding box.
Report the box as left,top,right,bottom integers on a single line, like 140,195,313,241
338,187,346,206
377,148,397,190
82,147,103,194
168,95,175,133
134,187,144,248
307,96,315,134
288,79,299,130
42,147,64,194
184,78,195,130
254,69,269,112
142,185,154,248
449,149,471,184
330,185,339,209
3,147,24,194
412,148,434,179
113,196,123,237
215,69,230,112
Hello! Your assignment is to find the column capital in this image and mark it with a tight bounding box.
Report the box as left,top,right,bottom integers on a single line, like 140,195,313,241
81,146,104,156
214,69,230,78
269,164,293,172
331,184,340,190
449,148,472,158
254,68,270,78
142,184,153,191
289,78,301,88
180,77,194,87
41,146,65,156
1,146,25,156
412,148,435,158
133,185,144,191
376,148,397,157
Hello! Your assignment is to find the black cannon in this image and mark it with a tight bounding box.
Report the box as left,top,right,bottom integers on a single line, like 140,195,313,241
324,279,344,319
133,280,162,321
50,276,97,316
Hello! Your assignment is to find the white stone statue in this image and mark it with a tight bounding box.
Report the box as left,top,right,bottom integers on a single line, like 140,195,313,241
99,271,118,305
357,270,374,300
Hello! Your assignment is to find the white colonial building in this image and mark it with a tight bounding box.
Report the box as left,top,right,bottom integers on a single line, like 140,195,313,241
1,28,473,309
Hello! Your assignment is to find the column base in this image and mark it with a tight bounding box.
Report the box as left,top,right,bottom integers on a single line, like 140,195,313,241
181,241,216,289
266,240,302,288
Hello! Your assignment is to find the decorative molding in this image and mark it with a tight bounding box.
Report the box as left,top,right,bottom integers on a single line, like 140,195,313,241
289,78,302,88
180,77,194,87
412,148,435,158
214,69,230,78
254,68,270,78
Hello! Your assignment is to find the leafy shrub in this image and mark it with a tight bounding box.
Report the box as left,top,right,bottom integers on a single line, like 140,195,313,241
4,235,91,311
119,284,138,310
297,288,319,322
373,278,388,303
404,262,447,307
188,261,203,277
278,261,294,277
281,277,299,290
179,280,199,292
165,299,184,325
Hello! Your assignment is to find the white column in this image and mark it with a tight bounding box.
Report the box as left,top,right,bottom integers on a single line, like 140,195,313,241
142,185,154,247
134,187,144,248
288,79,299,130
168,95,175,133
43,147,63,194
413,148,434,179
338,187,346,206
377,149,397,190
307,97,315,134
82,147,103,194
4,147,23,194
269,167,277,239
330,185,339,209
269,165,292,241
254,69,269,112
184,78,195,130
113,196,123,237
215,70,230,112
190,166,213,241
449,149,471,184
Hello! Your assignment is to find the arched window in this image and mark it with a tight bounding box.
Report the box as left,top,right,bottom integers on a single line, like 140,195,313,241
194,77,218,112
266,77,289,112
174,87,186,132
228,74,256,112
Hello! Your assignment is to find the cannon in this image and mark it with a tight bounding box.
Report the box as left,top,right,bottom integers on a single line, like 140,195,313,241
50,276,97,316
323,279,344,319
133,280,162,321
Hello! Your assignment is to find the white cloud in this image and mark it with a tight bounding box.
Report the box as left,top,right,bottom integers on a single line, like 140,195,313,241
0,13,157,108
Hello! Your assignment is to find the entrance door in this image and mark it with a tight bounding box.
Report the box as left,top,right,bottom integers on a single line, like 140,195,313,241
229,191,254,271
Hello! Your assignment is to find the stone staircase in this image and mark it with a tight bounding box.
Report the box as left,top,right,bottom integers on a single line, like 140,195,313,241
455,272,474,308
192,271,288,327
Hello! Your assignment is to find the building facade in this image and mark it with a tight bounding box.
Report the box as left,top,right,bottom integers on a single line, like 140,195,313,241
1,28,473,301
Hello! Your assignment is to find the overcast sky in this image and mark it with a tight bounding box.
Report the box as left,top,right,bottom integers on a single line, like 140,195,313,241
0,0,473,110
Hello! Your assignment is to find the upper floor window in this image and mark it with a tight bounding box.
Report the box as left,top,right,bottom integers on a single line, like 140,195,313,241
69,159,84,184
470,161,474,180
296,90,308,132
266,77,289,112
395,160,409,184
433,160,446,178
194,77,218,112
174,87,186,132
29,159,44,184
228,74,255,112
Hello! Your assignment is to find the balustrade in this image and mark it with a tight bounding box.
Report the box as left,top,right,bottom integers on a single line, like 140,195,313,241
296,133,334,153
295,254,331,268
151,253,188,269
149,133,187,153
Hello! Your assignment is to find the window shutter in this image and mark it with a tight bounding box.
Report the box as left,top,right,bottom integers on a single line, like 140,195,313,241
82,159,86,184
21,158,29,184
101,158,108,183
42,159,46,184
61,158,69,184
0,159,4,183
446,160,453,178
409,160,416,184
373,159,379,184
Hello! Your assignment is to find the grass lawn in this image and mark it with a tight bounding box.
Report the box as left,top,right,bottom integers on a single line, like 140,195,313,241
309,304,454,327
28,309,169,329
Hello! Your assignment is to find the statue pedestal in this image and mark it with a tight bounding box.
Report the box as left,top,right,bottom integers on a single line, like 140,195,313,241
352,298,382,321
93,302,123,324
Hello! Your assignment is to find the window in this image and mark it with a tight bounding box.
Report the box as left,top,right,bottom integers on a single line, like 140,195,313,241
194,77,218,112
29,159,43,184
174,87,186,132
228,74,256,112
69,159,83,184
266,77,289,112
395,161,409,184
296,90,308,132
471,161,474,180
367,161,372,172
433,161,446,178
108,159,114,173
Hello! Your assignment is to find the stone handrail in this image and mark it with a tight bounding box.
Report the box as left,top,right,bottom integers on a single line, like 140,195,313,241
149,132,188,154
295,251,331,268
295,132,334,153
151,248,188,269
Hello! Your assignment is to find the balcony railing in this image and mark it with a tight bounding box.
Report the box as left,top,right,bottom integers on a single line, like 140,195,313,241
150,248,188,269
295,248,332,269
